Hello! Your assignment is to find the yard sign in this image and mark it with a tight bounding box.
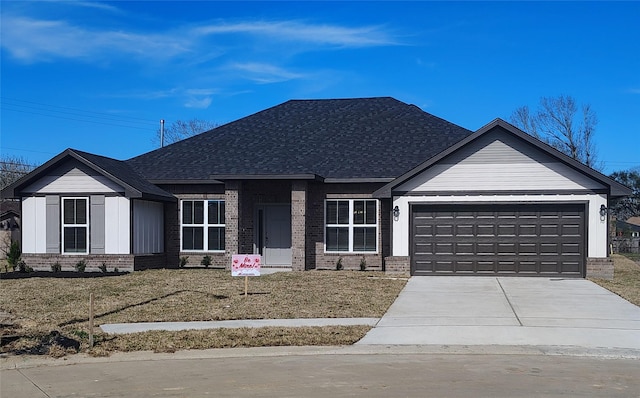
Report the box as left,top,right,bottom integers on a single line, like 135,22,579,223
231,254,262,276
232,254,261,297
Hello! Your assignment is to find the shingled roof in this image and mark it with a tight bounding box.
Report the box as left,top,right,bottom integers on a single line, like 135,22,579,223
127,97,473,181
1,149,174,201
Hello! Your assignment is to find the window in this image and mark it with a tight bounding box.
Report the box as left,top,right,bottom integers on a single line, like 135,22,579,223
62,197,88,253
325,199,377,252
181,200,225,251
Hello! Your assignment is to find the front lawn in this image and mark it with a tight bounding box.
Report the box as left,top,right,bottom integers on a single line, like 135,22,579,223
0,269,407,357
589,254,640,306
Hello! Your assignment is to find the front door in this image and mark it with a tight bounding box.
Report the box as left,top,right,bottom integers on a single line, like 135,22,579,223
258,204,292,266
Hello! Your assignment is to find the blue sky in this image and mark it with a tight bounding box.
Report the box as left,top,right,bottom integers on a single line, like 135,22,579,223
1,1,638,175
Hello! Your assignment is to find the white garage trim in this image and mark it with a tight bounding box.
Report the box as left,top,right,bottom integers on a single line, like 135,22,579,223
392,194,607,259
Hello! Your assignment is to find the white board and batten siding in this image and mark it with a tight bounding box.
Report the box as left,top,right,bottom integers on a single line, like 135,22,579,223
105,197,130,254
21,197,47,253
392,133,609,259
133,200,164,254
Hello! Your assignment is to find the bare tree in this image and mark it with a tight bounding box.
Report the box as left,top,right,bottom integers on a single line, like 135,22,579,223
510,95,601,169
1,155,37,190
609,167,640,221
155,118,218,147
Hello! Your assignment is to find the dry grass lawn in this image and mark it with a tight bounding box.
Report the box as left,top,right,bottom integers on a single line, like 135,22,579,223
0,269,407,356
589,254,640,306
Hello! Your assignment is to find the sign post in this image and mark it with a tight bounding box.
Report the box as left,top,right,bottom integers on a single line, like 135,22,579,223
231,255,261,297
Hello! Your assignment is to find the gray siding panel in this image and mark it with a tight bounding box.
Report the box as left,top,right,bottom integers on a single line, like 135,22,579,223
91,195,106,254
45,195,60,253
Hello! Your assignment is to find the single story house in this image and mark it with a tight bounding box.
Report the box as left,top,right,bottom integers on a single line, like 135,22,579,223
2,97,631,277
0,199,21,258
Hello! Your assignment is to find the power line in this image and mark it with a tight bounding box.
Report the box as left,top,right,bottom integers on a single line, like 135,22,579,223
0,97,160,131
1,97,157,124
1,107,156,131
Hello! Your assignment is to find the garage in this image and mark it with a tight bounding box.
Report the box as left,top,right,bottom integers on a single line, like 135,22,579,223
411,203,585,277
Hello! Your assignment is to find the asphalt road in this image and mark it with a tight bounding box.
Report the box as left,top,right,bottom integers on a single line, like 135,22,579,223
3,348,639,397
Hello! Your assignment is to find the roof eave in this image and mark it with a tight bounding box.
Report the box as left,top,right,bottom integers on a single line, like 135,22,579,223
208,174,324,181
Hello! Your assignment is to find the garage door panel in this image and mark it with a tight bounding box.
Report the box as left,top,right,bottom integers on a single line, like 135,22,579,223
435,243,453,254
497,243,516,255
518,224,537,236
497,224,516,236
455,224,474,236
411,204,584,277
435,225,454,236
562,224,581,236
477,225,495,236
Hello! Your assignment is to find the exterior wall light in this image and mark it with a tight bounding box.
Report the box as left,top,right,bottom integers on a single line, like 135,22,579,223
599,204,608,217
393,205,400,219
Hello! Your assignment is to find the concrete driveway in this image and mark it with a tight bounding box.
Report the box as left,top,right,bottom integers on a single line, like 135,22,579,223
358,277,640,350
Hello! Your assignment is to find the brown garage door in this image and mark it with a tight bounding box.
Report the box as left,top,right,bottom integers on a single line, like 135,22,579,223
411,203,585,277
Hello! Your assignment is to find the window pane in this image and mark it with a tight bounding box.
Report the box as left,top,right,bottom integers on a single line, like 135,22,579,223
183,227,204,250
208,201,220,225
354,227,376,252
64,227,86,252
337,201,349,224
220,201,225,224
194,201,204,224
326,227,349,251
63,199,75,224
326,201,337,224
365,201,376,225
75,199,87,224
208,227,225,251
182,201,193,224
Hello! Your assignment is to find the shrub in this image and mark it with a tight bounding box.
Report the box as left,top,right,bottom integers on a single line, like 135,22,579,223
75,260,87,273
51,262,62,273
336,257,343,271
113,267,119,273
179,256,189,268
201,255,212,268
360,257,367,271
5,240,21,271
17,260,32,273
98,262,108,273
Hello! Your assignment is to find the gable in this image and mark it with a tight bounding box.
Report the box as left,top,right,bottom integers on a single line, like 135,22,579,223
396,129,606,193
22,158,124,194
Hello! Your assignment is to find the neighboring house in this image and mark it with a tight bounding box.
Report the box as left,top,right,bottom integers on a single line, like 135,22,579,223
0,200,21,258
1,97,632,277
615,219,640,237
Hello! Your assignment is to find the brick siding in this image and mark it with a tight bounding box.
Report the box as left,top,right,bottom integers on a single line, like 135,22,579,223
586,257,614,280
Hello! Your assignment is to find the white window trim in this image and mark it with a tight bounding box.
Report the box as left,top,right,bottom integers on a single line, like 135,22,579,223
324,199,378,254
61,196,89,255
180,199,225,252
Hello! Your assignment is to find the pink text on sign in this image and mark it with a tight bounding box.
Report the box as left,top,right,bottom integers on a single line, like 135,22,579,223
231,254,261,276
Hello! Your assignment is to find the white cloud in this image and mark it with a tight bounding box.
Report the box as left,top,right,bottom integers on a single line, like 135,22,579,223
230,63,306,84
184,97,213,109
195,20,397,47
1,10,399,64
1,15,189,62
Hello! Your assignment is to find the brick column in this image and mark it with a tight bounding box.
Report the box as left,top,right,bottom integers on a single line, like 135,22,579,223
291,181,307,271
225,181,241,269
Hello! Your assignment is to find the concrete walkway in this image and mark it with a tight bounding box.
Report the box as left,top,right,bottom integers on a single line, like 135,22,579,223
357,277,640,350
99,276,640,352
101,318,378,334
